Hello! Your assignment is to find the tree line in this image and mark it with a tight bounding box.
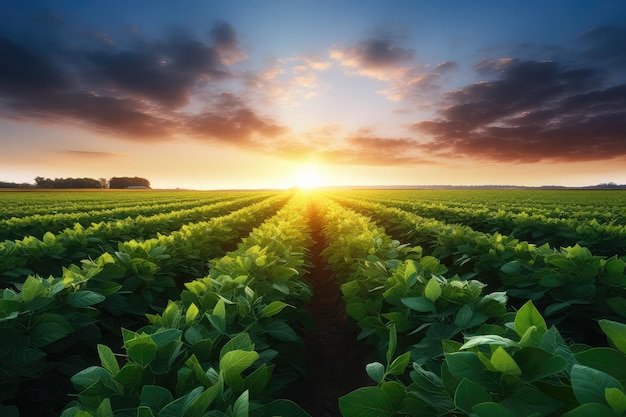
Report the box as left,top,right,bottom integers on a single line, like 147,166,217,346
32,176,151,189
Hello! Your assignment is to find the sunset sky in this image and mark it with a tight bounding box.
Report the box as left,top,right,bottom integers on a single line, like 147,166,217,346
1,1,625,189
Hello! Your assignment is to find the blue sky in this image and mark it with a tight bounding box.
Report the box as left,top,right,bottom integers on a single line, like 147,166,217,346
1,0,625,189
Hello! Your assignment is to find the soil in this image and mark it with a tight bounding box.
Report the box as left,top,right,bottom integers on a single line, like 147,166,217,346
286,201,373,417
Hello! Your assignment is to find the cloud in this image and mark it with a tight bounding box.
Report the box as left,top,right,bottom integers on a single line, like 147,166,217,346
268,124,432,166
578,25,626,69
185,93,287,145
0,18,284,146
246,55,329,106
330,35,455,103
412,57,626,162
58,150,118,158
330,36,415,80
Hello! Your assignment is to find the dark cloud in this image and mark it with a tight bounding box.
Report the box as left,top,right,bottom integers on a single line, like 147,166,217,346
0,36,68,95
331,35,415,73
412,57,626,163
210,20,238,51
85,34,228,108
186,99,287,145
0,18,280,145
578,25,626,68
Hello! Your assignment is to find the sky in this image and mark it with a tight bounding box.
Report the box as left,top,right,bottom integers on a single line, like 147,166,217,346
1,0,625,189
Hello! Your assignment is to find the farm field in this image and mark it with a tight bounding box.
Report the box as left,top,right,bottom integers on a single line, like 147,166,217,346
1,189,626,417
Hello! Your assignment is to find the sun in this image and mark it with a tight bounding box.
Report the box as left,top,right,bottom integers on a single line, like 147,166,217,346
292,164,324,190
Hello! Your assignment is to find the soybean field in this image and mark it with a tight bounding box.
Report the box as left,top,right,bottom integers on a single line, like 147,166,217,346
1,189,626,417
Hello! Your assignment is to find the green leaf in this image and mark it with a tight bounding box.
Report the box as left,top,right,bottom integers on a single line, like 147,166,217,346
472,402,517,417
401,296,435,313
140,385,173,411
501,386,563,416
571,364,624,405
185,303,199,324
22,276,47,302
185,384,220,417
220,350,259,385
454,378,493,415
599,320,626,354
424,277,442,302
136,406,155,417
387,351,411,376
254,399,312,417
30,321,70,347
338,386,394,417
71,366,112,390
366,362,385,383
232,390,249,417
213,299,226,321
265,321,297,342
461,335,518,350
455,304,474,328
96,398,114,417
262,301,293,317
491,347,522,376
220,333,254,361
244,364,270,397
386,324,397,365
605,387,626,416
562,403,617,417
126,335,158,368
575,348,626,384
514,300,547,340
67,290,106,307
97,344,119,374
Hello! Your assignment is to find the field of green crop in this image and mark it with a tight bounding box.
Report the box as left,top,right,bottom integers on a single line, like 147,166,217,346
1,189,625,417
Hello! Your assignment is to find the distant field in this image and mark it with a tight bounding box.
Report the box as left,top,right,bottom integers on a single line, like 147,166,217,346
1,189,625,417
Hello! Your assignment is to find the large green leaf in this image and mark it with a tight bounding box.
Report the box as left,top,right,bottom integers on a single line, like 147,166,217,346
401,296,435,313
491,347,522,376
338,386,394,417
139,385,173,412
265,321,297,342
454,378,493,414
97,344,119,374
599,320,626,354
514,300,547,341
562,402,616,417
126,335,158,368
571,364,624,405
387,351,411,376
67,290,106,307
220,350,259,383
262,301,293,317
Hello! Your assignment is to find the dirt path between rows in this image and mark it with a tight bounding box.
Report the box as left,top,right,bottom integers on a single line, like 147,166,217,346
286,201,373,417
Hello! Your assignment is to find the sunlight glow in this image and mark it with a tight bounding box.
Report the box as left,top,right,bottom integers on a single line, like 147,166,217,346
292,164,325,190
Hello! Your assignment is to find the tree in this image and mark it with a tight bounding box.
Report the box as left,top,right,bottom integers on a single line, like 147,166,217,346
109,177,151,189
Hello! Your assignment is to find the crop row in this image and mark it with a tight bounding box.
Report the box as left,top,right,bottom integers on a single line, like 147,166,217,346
342,189,626,224
0,194,290,415
316,197,626,417
59,193,315,417
347,191,626,257
0,191,218,220
0,192,263,240
0,194,282,285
